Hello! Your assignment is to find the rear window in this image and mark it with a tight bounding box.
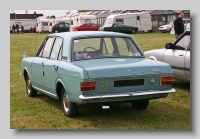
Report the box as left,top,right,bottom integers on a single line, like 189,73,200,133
72,37,142,61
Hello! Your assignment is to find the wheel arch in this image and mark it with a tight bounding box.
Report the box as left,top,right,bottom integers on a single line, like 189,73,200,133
23,67,30,81
56,79,71,101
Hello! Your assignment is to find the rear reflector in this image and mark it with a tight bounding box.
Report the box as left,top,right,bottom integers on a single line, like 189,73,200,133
160,76,174,86
80,81,96,92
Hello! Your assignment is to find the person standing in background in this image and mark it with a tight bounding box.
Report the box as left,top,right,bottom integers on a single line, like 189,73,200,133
173,11,185,39
21,25,24,33
12,24,16,34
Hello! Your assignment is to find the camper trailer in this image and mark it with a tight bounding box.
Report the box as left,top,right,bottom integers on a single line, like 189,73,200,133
36,17,50,33
10,19,36,32
70,14,97,31
103,12,152,32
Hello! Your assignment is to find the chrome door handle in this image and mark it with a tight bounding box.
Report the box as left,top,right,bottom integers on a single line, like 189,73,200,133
179,53,184,56
53,65,58,71
41,62,44,67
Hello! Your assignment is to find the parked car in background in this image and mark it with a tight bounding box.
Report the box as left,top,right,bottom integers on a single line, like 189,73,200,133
20,31,175,117
99,22,138,34
73,23,99,31
158,21,173,33
52,22,70,33
144,30,190,81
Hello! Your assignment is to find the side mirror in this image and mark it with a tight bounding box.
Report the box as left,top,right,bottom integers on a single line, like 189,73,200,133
165,43,175,49
22,52,26,58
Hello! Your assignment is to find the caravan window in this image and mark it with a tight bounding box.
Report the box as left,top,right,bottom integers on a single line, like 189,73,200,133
42,22,48,26
116,19,124,23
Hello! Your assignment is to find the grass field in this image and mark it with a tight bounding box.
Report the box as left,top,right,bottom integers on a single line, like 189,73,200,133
10,32,190,129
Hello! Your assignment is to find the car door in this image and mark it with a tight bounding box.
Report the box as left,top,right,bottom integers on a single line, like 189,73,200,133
43,37,63,94
32,37,55,89
58,23,65,32
85,23,92,31
112,23,122,32
92,24,99,31
163,32,190,80
185,44,190,80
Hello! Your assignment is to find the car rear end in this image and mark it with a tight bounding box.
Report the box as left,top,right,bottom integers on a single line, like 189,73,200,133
73,58,175,104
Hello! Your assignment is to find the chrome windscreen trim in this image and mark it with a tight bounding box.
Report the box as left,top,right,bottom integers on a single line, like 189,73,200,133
79,88,176,100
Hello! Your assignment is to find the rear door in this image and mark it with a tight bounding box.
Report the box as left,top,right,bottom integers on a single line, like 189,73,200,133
43,37,63,94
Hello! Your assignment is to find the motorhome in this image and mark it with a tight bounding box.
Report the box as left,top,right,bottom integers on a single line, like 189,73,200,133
103,12,152,32
70,14,97,31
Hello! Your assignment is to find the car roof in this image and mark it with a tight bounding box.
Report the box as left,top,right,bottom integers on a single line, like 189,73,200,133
48,31,131,39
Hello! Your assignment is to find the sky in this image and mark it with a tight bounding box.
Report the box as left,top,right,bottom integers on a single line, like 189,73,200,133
12,10,78,17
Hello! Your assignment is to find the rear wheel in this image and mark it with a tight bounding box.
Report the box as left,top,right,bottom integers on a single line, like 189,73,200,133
61,88,79,117
26,74,37,97
131,99,149,110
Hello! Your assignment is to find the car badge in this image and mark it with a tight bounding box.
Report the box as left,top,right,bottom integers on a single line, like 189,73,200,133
152,68,160,73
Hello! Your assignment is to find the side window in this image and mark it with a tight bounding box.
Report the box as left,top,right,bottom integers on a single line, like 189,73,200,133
50,37,63,60
42,37,55,58
65,23,69,27
176,34,190,50
58,24,64,27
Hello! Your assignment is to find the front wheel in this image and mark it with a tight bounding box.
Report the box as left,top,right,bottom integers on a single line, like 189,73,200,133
61,88,79,117
131,99,149,110
26,74,37,97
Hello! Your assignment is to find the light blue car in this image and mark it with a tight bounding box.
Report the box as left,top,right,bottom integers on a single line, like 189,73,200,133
20,31,175,117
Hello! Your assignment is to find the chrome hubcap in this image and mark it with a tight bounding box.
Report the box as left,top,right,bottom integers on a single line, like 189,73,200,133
63,91,69,112
27,77,31,94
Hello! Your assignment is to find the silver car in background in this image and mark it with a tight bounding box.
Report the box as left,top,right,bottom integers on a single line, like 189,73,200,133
158,21,173,33
144,30,190,81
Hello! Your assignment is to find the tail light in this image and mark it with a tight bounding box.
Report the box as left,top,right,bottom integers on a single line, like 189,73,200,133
80,81,96,92
160,76,174,86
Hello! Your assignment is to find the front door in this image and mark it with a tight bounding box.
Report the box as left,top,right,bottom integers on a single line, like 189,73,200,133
32,37,55,89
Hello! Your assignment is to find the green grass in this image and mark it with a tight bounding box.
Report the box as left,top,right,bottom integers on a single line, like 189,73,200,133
10,32,190,129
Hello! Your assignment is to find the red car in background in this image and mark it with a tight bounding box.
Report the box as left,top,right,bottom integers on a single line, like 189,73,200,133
73,23,99,31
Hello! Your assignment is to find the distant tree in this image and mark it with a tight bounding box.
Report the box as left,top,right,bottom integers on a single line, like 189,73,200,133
51,15,56,18
78,10,91,13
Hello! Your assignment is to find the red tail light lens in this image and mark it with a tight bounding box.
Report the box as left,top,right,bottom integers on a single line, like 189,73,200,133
160,76,174,86
80,81,96,92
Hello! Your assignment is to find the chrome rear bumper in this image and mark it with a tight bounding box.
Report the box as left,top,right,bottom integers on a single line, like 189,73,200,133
79,88,175,100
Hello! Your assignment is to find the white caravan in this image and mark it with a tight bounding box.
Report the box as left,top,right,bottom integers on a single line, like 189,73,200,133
103,12,152,32
10,19,36,32
70,14,97,31
36,17,50,33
